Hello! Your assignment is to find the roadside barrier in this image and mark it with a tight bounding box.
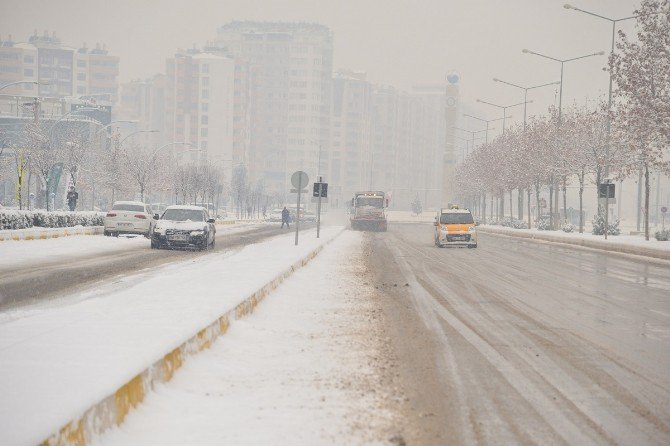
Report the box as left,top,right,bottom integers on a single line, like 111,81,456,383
0,226,103,242
40,228,344,446
478,225,670,261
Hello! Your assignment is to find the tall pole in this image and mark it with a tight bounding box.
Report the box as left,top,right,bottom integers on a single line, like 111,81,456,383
316,176,322,239
295,175,302,246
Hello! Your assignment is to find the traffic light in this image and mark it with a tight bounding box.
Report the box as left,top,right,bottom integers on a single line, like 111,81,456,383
313,182,328,198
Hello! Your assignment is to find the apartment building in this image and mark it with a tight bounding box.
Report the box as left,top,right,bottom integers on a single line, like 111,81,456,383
117,74,167,148
165,48,234,176
330,70,372,207
0,32,119,102
216,21,333,196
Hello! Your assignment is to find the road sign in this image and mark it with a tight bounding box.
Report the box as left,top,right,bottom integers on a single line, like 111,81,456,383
291,171,309,190
313,182,328,198
662,206,668,214
598,183,615,199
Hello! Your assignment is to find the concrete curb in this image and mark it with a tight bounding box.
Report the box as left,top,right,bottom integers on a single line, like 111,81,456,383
479,226,670,261
0,226,103,242
40,228,345,446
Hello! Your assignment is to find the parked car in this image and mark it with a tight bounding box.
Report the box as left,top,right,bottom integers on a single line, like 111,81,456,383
265,209,284,222
151,205,216,250
104,201,157,237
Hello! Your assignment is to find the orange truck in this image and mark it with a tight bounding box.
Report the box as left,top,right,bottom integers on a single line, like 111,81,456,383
433,206,478,248
350,191,388,232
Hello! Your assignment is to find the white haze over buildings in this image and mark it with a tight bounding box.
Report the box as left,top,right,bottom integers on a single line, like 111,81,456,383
0,0,639,135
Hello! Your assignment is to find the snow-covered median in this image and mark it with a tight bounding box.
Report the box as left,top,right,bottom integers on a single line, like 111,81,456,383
91,230,403,446
479,225,670,261
0,226,343,446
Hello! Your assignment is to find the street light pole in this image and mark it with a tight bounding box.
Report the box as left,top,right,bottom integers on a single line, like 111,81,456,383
492,78,560,132
463,114,505,144
522,48,604,229
476,99,530,135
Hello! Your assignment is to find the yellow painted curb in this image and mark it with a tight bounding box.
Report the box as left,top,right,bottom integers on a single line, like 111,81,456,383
0,226,104,241
40,228,344,446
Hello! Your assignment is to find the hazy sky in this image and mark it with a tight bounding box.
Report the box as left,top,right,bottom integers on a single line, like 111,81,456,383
0,0,640,135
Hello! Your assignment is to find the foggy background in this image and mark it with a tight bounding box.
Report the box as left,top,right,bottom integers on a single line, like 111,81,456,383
0,0,639,131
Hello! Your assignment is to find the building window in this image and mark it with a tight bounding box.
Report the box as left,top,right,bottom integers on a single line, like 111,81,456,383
77,73,86,81
77,60,87,68
201,128,208,137
23,68,34,77
201,115,208,125
201,141,207,149
201,103,208,112
202,77,209,87
202,90,209,99
24,55,35,63
201,64,209,73
77,86,86,94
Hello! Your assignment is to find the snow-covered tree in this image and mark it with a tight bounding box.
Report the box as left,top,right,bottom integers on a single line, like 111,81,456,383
610,0,670,240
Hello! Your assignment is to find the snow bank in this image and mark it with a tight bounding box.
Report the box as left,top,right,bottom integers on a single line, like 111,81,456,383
0,226,344,446
91,231,400,446
479,225,670,261
0,225,104,241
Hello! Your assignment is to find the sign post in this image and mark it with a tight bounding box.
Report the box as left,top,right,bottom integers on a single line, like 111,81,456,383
291,171,308,246
662,206,667,230
313,177,328,238
599,181,615,239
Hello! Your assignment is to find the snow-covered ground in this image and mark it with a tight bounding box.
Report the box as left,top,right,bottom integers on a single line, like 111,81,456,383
91,231,403,446
0,226,343,446
0,223,263,269
480,225,670,253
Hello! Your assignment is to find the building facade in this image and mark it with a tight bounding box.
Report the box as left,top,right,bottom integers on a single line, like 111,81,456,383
216,21,333,197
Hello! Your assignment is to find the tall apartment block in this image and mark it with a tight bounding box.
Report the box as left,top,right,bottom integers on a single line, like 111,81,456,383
216,21,333,197
0,32,119,101
165,48,235,177
330,70,372,208
117,74,167,149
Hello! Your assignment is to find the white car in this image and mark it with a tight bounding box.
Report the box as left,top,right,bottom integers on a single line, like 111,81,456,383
151,205,216,250
104,201,157,237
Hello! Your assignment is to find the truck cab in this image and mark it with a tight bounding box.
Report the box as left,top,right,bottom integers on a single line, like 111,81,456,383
434,206,477,248
350,191,388,231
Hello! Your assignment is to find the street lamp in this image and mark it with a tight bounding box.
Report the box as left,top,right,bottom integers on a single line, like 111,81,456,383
492,78,560,132
0,80,41,93
463,114,505,143
562,4,663,180
48,107,101,135
453,127,489,155
476,99,530,135
521,49,604,123
93,120,137,137
119,129,159,147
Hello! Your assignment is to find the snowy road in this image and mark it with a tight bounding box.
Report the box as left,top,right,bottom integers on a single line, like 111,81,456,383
0,223,312,310
368,223,670,445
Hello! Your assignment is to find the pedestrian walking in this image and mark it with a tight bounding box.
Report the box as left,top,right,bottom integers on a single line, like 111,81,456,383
66,186,78,212
281,206,290,229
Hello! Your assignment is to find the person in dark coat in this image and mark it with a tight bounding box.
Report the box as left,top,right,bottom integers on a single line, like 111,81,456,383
281,206,290,228
67,186,78,212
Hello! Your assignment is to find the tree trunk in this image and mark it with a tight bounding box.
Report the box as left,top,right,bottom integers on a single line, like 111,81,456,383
535,182,542,221
579,170,585,234
509,190,513,221
645,163,650,241
549,183,554,230
518,188,523,221
482,192,487,224
527,188,532,229
562,175,568,226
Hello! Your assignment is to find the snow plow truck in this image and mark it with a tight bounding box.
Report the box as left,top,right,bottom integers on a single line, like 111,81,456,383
350,191,388,231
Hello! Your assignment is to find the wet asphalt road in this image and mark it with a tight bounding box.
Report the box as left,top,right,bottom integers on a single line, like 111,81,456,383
0,224,312,311
368,223,670,445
